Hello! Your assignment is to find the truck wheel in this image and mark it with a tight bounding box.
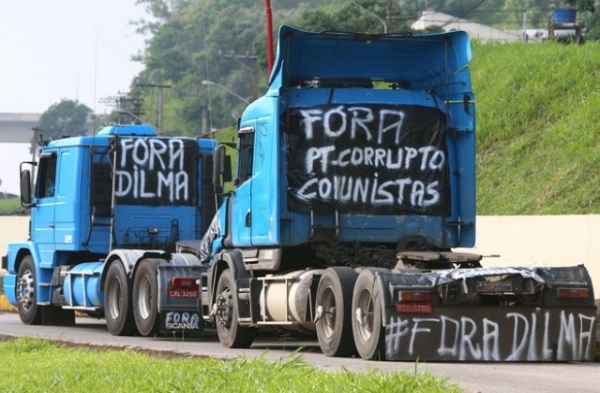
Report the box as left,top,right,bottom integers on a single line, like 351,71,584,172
215,269,254,348
352,269,385,360
133,260,161,336
104,261,136,336
16,256,42,325
315,267,357,357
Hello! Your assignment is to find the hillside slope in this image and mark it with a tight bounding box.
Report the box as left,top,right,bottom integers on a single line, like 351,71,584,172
473,40,600,215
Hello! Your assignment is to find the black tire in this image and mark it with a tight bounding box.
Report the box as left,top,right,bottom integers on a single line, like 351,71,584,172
104,261,137,336
315,267,358,357
352,269,385,360
133,259,161,336
16,255,42,325
215,269,254,348
16,256,75,326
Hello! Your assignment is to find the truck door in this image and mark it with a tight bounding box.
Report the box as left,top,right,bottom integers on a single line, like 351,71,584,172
248,122,274,244
31,151,58,265
229,125,255,246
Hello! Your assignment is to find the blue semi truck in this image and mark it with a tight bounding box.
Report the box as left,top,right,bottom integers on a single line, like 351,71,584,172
2,26,596,361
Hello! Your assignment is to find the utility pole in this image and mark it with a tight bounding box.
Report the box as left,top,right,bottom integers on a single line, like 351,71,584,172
386,0,393,32
220,52,259,101
349,0,387,33
522,10,528,42
137,83,171,134
265,0,274,75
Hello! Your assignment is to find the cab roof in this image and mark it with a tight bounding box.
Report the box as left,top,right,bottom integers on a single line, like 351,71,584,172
269,25,472,93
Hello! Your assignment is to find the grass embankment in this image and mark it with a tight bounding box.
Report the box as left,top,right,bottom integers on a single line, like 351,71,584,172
473,40,600,215
0,197,21,215
0,337,460,393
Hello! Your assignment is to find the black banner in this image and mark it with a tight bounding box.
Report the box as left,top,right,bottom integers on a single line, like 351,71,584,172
115,137,198,206
286,104,449,215
384,308,597,361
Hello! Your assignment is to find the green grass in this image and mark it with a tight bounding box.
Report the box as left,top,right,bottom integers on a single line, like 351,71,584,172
214,126,237,144
0,197,22,215
0,337,460,393
473,40,600,215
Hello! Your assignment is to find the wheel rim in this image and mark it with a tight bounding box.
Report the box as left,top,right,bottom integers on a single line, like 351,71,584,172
137,275,152,320
320,287,336,338
107,276,122,320
17,269,35,311
216,287,232,332
356,288,375,341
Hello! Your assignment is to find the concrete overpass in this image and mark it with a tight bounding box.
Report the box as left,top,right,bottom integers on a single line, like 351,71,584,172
0,113,41,143
0,113,41,196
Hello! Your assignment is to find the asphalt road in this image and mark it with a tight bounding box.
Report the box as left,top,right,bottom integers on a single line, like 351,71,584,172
0,312,598,393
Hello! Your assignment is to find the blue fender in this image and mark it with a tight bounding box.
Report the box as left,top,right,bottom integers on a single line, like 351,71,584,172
101,249,202,290
5,241,48,305
100,249,157,291
208,249,250,311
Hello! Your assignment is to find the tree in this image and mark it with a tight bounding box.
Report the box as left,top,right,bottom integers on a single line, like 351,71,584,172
132,0,469,134
565,0,595,13
565,0,600,40
297,0,411,33
132,1,267,133
37,99,92,139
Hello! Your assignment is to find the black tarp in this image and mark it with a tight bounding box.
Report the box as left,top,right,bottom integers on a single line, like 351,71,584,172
114,137,198,206
286,104,449,215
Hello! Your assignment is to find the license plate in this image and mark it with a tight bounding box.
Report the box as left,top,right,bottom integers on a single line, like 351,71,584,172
168,289,198,298
395,303,433,314
476,280,512,292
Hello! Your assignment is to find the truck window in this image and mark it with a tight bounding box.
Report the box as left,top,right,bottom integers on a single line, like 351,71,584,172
237,126,255,185
92,163,112,217
36,153,57,198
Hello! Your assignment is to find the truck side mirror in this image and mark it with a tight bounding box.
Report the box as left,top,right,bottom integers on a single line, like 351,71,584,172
213,145,232,195
20,169,34,207
223,155,232,183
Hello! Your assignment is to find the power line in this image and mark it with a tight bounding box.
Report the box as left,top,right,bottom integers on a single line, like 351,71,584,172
440,0,486,28
136,83,171,135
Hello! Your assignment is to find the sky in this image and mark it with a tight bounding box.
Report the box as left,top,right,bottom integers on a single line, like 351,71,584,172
0,0,149,115
0,1,150,195
0,143,30,195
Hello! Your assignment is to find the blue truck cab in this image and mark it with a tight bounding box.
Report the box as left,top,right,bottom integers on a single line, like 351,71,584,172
217,27,475,254
205,25,478,349
4,124,217,332
212,26,475,263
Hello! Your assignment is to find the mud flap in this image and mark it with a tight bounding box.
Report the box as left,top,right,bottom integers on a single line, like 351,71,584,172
383,305,597,361
157,264,205,334
378,264,597,361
